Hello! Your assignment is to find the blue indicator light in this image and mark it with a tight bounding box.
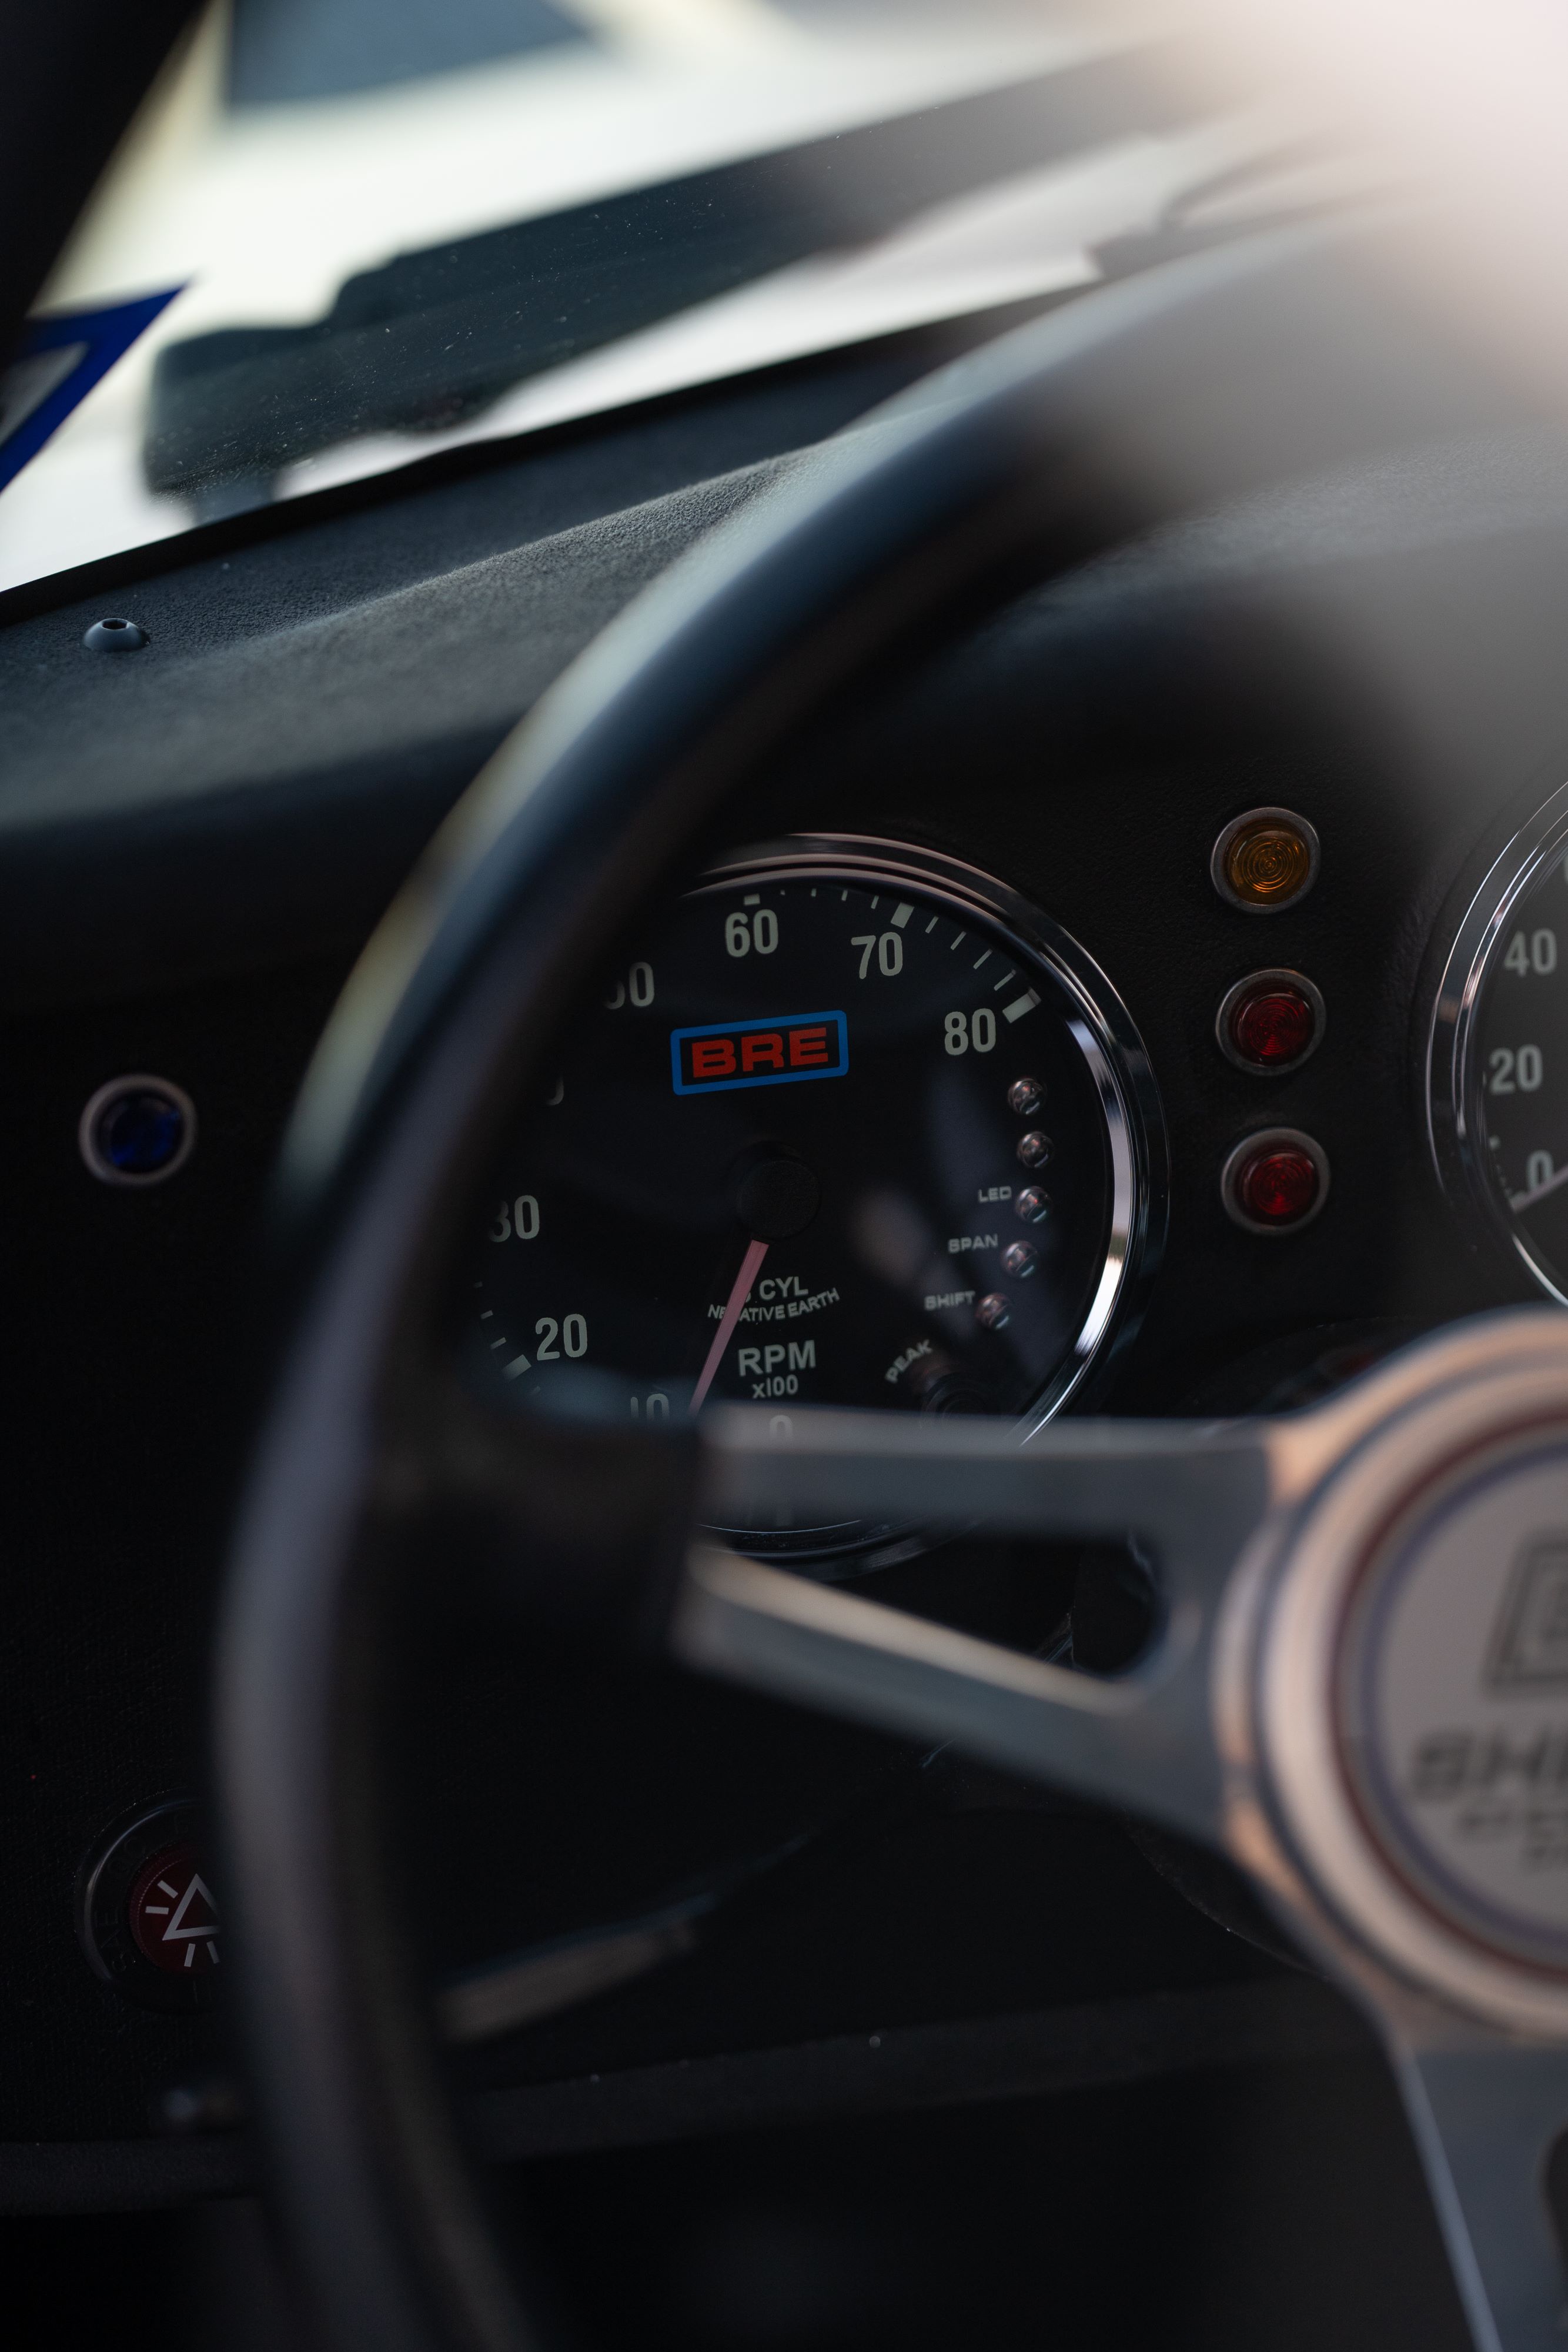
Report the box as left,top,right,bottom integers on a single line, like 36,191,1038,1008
101,1088,186,1175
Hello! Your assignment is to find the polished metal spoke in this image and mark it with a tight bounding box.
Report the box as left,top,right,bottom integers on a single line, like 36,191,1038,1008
422,1383,1568,2352
672,1403,1276,1843
403,1391,698,1642
677,1399,1568,2352
1395,2037,1568,2352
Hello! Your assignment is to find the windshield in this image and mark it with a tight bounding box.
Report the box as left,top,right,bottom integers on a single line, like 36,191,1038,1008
0,1,1251,595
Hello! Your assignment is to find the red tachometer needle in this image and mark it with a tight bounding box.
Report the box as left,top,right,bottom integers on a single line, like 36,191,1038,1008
691,1237,769,1412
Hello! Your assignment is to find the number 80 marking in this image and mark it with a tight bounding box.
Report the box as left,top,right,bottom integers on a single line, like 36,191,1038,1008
944,1008,997,1055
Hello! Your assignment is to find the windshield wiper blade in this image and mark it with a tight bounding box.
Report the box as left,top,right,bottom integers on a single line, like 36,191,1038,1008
143,44,1209,514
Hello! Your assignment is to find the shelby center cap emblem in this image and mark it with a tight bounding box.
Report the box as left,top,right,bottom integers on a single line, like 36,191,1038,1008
1339,1444,1568,1969
1487,1536,1568,1688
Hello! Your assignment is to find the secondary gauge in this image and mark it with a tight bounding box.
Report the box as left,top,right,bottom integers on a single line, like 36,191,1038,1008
1431,779,1568,1301
462,837,1165,1560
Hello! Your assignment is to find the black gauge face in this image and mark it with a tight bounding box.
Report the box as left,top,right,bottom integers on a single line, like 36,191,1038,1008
463,846,1154,1557
1462,838,1568,1296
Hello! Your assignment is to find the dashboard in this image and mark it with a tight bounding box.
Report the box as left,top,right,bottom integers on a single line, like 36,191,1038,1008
2,332,1568,2239
460,766,1568,1558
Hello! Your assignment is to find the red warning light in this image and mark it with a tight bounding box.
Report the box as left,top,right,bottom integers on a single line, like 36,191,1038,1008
1238,1145,1319,1224
1222,1127,1329,1234
1217,969,1323,1073
1231,985,1314,1067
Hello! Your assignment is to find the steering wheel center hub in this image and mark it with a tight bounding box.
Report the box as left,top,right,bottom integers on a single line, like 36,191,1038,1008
1340,1432,1568,1972
1256,1333,1568,2033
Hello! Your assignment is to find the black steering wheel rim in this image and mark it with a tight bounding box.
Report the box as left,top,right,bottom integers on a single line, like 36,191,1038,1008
215,215,1526,2352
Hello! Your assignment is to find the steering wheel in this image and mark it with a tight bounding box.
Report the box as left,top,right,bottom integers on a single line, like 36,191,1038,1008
216,215,1568,2352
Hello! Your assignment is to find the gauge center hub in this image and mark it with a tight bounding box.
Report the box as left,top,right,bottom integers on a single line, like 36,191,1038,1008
734,1150,820,1241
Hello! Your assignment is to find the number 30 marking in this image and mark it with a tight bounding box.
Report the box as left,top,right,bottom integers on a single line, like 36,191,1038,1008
490,1195,541,1242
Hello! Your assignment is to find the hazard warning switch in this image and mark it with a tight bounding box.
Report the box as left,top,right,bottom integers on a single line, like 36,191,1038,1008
128,1845,219,1973
76,1799,219,2012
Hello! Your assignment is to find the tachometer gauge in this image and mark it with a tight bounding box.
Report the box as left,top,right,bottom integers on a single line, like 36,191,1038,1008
1432,780,1568,1301
463,837,1164,1560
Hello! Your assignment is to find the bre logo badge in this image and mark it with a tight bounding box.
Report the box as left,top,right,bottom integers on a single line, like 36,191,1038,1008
671,1011,848,1096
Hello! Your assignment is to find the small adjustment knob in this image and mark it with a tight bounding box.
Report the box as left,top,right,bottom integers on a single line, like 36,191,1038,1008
83,616,148,653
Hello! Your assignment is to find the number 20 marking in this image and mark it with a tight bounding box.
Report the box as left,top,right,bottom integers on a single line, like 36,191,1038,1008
535,1314,588,1359
1489,1044,1544,1093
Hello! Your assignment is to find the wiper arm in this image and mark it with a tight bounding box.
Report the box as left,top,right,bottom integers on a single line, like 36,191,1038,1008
143,44,1204,514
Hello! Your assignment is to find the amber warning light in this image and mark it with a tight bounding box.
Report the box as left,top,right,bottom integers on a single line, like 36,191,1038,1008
671,1011,848,1095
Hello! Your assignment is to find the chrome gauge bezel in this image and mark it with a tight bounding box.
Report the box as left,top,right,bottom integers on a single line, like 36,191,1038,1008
699,833,1168,1444
1429,778,1568,1304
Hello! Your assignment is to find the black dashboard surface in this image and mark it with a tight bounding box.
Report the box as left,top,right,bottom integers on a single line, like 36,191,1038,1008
5,325,1568,2203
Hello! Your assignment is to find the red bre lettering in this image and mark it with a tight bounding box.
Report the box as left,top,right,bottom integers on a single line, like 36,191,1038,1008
678,1017,841,1088
788,1025,830,1068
